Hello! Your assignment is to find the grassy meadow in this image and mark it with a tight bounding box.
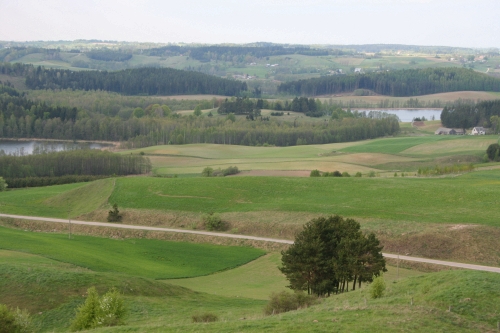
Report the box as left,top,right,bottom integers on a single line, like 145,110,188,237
2,244,499,332
0,226,264,279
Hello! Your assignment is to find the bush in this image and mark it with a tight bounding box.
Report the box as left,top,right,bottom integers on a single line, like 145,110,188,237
107,204,122,223
370,275,386,299
0,177,7,192
13,307,34,333
201,167,214,177
354,172,362,177
310,169,321,177
341,171,350,177
222,166,239,176
486,143,500,161
264,291,317,315
203,212,227,231
368,171,376,177
332,170,342,177
70,287,126,331
192,313,218,323
0,304,19,333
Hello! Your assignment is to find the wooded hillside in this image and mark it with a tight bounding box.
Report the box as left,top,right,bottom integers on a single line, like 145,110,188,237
278,68,500,97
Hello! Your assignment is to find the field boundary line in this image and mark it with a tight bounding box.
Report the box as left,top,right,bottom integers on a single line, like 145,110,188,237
1,213,499,273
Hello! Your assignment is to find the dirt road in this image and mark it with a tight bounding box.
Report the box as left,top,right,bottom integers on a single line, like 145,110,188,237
1,213,499,274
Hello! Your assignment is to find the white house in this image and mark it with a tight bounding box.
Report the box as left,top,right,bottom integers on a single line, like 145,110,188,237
471,127,486,135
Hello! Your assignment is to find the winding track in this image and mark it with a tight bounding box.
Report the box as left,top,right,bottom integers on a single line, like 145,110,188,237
1,213,499,274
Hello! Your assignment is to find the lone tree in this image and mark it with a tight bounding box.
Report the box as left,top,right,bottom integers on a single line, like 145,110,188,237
107,203,122,222
280,215,386,296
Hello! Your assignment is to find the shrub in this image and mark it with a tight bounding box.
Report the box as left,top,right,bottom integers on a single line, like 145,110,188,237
310,169,321,177
368,171,376,177
203,212,227,231
341,171,350,177
13,307,34,333
222,166,239,176
201,167,214,177
70,287,126,331
332,170,342,177
370,275,386,299
0,177,7,192
107,204,122,223
0,304,19,333
264,291,317,315
486,143,500,161
354,172,362,177
192,313,219,323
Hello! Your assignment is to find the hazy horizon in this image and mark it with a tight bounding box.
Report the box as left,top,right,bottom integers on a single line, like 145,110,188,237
1,0,499,49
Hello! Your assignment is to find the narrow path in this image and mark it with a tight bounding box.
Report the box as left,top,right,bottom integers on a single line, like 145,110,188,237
1,213,499,274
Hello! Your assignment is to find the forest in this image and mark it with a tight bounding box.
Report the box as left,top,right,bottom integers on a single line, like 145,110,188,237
278,68,500,97
146,44,334,62
440,99,500,130
24,66,247,96
0,149,151,188
0,63,247,96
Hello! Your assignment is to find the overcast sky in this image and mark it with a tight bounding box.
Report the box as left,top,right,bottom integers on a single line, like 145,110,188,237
1,0,498,48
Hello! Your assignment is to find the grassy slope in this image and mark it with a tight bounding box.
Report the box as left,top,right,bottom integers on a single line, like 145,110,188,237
125,135,497,175
98,270,500,333
0,250,265,332
0,178,114,218
103,173,500,226
1,169,499,226
0,227,265,279
166,253,425,300
2,248,499,333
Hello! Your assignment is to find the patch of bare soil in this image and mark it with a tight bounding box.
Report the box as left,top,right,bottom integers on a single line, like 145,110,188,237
233,170,310,177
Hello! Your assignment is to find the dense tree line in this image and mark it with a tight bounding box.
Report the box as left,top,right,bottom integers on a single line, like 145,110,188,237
280,215,386,296
146,44,333,62
0,149,151,179
278,68,500,97
440,99,500,130
0,47,61,62
5,175,109,188
86,50,133,62
1,86,399,146
24,66,247,96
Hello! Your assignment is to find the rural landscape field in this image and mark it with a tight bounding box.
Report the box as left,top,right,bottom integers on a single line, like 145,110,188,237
2,3,500,330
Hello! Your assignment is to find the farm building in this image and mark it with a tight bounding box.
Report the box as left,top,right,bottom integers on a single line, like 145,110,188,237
435,127,457,135
471,127,486,135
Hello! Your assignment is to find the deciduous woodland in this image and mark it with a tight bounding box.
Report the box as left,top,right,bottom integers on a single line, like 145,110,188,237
0,85,400,147
0,150,151,188
278,68,500,97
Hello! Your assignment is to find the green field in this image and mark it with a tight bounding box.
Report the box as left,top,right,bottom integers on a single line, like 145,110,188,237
0,226,264,279
1,170,499,226
123,135,497,176
2,241,500,332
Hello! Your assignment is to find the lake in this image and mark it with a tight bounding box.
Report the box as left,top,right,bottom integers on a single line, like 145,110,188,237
0,140,110,155
356,109,442,122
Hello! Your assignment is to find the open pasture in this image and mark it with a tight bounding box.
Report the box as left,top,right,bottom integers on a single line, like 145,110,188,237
0,226,264,279
166,252,425,300
105,172,500,226
0,179,113,218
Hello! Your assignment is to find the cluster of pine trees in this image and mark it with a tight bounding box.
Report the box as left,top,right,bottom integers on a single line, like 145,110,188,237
23,66,247,96
280,216,386,296
0,149,151,188
146,44,333,62
440,100,500,129
278,68,500,97
86,50,133,62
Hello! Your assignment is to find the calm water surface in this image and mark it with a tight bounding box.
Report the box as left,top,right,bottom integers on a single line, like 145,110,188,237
358,109,442,122
0,140,109,155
